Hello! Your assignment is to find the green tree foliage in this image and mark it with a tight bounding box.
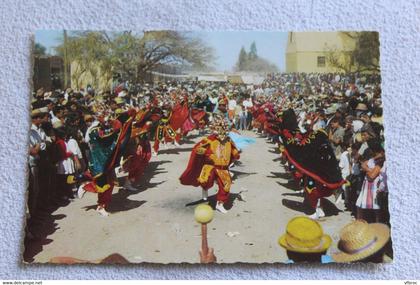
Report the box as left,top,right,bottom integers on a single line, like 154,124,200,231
34,43,47,56
327,32,380,73
249,41,257,60
235,42,278,73
237,46,248,71
56,31,214,87
352,32,380,72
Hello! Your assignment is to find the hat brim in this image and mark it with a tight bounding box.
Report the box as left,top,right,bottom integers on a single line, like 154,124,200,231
331,223,390,263
371,117,383,124
278,234,332,254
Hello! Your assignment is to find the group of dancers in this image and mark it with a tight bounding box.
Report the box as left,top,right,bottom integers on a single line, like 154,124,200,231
75,88,343,219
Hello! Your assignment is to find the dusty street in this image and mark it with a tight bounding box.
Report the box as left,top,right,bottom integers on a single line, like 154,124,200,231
25,131,353,264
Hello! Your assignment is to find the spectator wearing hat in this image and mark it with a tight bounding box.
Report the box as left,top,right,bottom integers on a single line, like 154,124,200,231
357,124,377,159
28,109,48,218
51,105,65,127
371,107,383,125
355,102,368,117
54,127,76,201
328,117,345,159
278,216,333,263
332,220,390,263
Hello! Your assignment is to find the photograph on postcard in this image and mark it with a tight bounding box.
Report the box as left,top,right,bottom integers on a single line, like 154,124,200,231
24,31,391,264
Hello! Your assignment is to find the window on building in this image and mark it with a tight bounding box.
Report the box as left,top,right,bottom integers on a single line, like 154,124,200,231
317,56,326,67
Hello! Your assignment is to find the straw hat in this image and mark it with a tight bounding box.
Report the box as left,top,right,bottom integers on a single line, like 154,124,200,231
371,116,383,124
355,103,368,111
115,108,124,115
53,120,64,129
354,132,363,143
278,216,332,253
36,88,45,98
332,220,390,263
31,109,42,118
114,97,125,105
67,175,77,185
31,108,48,118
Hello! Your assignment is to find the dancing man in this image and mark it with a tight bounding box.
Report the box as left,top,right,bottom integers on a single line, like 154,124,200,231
179,117,240,213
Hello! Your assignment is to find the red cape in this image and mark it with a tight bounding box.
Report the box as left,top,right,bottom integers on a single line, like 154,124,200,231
179,137,208,187
170,102,189,131
124,139,152,181
179,135,240,187
191,108,207,122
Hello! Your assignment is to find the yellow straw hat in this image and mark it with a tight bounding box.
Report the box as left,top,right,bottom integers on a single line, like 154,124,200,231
278,216,332,253
332,220,390,263
66,175,76,185
114,97,125,105
115,108,124,115
355,132,363,143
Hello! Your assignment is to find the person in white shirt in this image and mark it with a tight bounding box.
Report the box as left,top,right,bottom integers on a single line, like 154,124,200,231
242,97,253,109
209,94,219,113
242,97,253,129
228,97,237,121
51,105,65,126
337,144,351,205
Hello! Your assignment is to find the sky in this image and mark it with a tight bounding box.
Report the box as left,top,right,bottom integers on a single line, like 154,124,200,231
35,30,289,72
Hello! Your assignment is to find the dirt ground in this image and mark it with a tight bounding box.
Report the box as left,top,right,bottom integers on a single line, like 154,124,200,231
24,130,353,264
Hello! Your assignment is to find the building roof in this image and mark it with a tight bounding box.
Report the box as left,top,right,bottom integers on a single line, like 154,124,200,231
197,74,227,82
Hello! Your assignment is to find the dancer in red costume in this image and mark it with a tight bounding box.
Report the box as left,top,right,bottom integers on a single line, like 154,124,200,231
180,117,240,213
152,102,189,156
121,110,153,191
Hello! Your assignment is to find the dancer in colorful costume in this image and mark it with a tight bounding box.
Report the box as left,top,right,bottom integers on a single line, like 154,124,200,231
278,109,346,219
121,109,153,191
152,102,189,155
179,117,240,213
81,109,135,216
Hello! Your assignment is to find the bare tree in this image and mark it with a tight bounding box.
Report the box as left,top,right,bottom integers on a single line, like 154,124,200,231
326,31,380,73
56,30,215,87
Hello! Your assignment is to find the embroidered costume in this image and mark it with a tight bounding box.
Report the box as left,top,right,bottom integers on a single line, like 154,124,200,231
180,119,240,213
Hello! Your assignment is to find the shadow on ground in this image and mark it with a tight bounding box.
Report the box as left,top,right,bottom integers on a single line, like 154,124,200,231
282,197,342,216
276,180,302,191
23,211,67,263
267,171,291,180
230,169,257,180
185,190,246,211
157,147,194,155
84,160,170,214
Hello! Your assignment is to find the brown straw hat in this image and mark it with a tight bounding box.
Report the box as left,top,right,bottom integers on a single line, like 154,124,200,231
332,220,390,263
